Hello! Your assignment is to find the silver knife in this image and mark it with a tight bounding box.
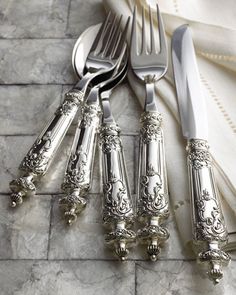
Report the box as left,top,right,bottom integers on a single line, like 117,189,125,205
172,24,230,284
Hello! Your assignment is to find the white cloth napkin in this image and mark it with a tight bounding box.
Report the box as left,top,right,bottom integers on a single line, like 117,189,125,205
103,0,236,251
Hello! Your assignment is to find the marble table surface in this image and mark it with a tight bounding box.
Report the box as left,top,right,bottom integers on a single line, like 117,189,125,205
0,0,235,294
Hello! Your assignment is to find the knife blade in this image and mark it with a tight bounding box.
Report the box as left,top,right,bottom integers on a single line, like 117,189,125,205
172,24,230,284
172,24,208,140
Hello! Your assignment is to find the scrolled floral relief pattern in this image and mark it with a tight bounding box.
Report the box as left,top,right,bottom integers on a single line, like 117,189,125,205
103,173,134,224
138,164,169,218
194,189,228,242
20,131,52,175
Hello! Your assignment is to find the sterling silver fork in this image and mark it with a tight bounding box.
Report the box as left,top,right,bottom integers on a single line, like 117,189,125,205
130,5,170,261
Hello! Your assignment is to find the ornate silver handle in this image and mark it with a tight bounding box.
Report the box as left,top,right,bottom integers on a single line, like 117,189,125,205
9,89,84,207
59,102,101,225
99,122,136,261
137,111,170,261
187,139,230,284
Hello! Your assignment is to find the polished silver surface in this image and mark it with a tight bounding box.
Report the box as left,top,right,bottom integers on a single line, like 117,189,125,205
130,4,169,261
172,25,208,140
9,13,127,207
172,25,230,284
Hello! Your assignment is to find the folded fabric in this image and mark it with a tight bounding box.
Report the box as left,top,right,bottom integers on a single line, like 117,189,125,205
103,0,236,251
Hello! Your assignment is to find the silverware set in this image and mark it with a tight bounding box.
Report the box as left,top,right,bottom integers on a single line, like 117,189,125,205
9,4,230,283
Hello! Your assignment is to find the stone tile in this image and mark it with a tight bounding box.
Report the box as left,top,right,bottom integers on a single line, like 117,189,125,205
0,85,62,135
0,0,69,38
66,0,105,38
48,194,111,259
0,135,73,194
0,39,76,84
136,260,236,295
0,260,135,295
49,193,136,260
0,194,51,259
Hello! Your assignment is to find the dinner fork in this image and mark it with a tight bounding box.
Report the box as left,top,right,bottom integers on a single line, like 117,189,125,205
59,17,130,225
130,5,170,261
9,13,125,207
99,51,136,261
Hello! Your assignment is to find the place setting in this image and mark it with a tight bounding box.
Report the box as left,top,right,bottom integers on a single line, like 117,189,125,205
6,0,236,287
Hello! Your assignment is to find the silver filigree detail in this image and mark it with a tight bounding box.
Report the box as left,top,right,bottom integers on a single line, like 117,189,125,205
194,189,228,242
9,174,36,207
62,150,88,191
99,124,121,153
140,111,162,144
59,190,87,225
138,164,169,218
103,173,134,224
20,131,52,175
55,90,83,116
187,139,211,169
80,103,101,128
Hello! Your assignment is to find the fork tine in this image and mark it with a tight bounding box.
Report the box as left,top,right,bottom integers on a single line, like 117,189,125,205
156,4,167,55
149,5,156,53
130,6,138,55
112,16,130,58
141,7,147,54
102,14,118,57
105,14,123,57
90,11,111,54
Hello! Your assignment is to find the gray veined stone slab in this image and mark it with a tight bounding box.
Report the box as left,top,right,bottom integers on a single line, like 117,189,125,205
48,194,112,260
0,260,135,295
0,0,69,38
66,0,105,38
0,39,76,84
136,260,236,295
0,194,51,259
0,85,62,135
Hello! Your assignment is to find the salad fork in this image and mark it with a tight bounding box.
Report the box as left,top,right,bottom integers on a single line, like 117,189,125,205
130,5,170,261
9,13,125,207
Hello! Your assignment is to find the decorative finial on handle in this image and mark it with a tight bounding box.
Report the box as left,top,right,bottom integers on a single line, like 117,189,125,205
105,221,136,261
59,190,87,225
137,217,169,261
198,243,230,284
9,174,36,207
